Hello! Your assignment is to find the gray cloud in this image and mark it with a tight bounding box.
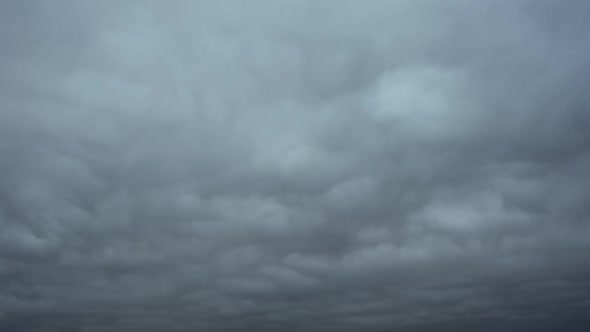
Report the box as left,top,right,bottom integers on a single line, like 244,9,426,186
1,0,590,331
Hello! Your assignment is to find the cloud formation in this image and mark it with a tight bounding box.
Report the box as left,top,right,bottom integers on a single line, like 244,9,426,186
1,1,590,331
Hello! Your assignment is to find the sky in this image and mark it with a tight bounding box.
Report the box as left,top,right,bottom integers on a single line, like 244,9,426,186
1,0,590,331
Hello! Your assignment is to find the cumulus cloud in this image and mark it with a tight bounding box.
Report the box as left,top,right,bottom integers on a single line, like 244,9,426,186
1,0,590,331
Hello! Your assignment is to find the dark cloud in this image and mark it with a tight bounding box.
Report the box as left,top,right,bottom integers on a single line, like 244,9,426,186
1,1,590,331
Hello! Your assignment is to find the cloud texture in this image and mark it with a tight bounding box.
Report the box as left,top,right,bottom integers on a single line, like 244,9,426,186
1,0,590,331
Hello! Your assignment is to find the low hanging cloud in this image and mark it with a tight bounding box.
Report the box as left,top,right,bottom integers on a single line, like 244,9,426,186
1,0,590,331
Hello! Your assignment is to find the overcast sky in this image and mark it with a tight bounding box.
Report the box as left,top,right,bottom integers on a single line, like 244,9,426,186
1,0,590,331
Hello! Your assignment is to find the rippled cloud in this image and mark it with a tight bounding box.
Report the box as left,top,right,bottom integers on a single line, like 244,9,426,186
1,1,590,331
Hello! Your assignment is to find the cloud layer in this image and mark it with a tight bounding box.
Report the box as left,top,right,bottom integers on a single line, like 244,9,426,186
1,1,590,331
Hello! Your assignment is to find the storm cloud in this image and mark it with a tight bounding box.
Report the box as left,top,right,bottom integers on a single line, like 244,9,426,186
1,0,590,331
